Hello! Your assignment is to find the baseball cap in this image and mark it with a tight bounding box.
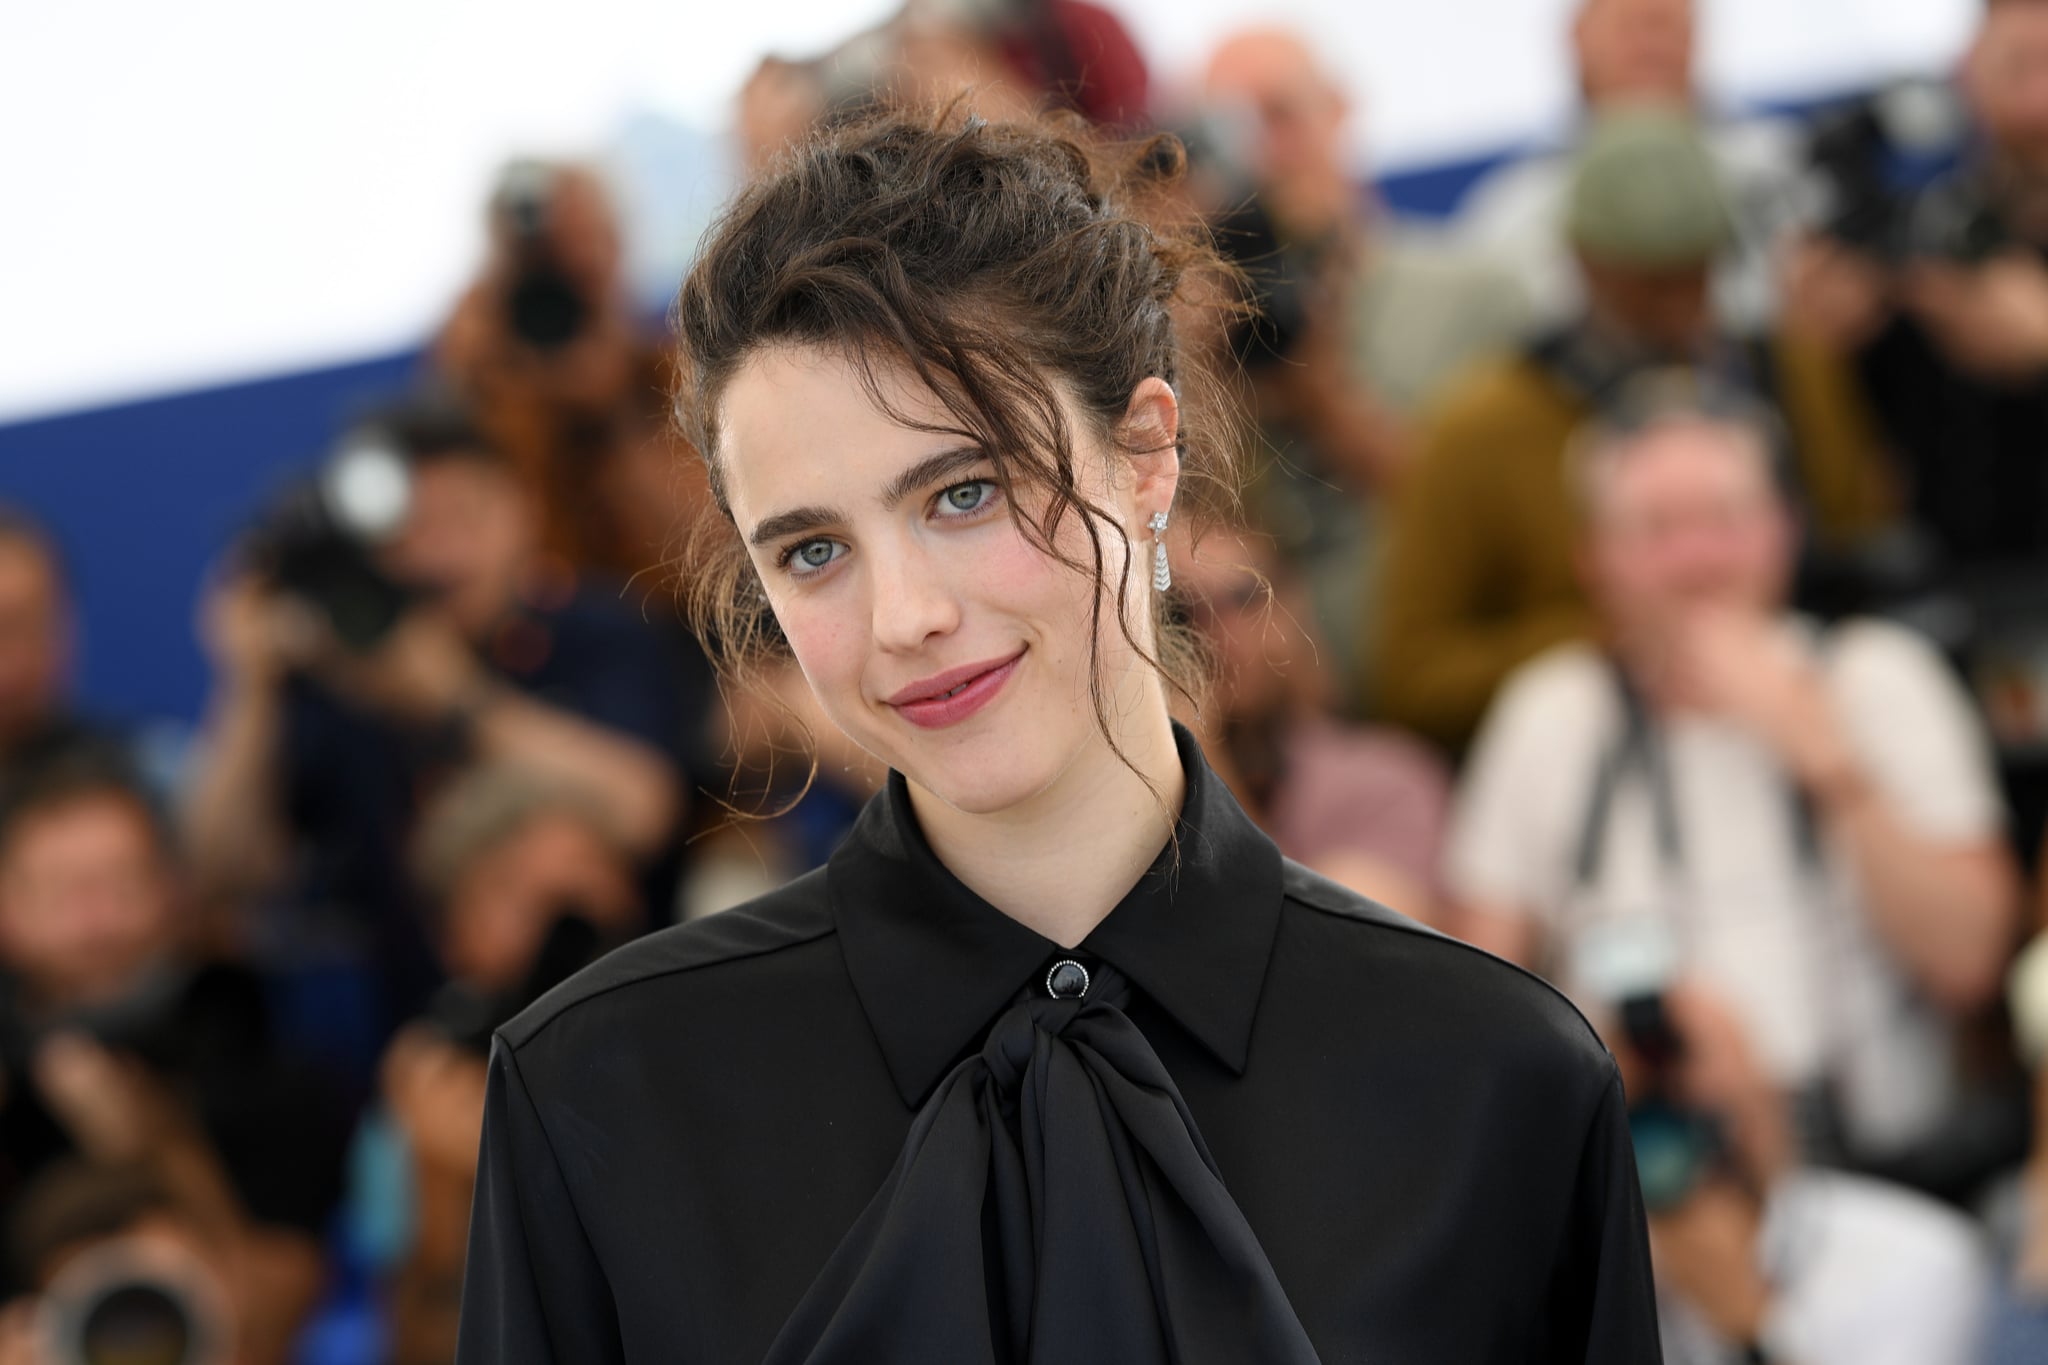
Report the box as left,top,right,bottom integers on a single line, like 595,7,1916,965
1565,105,1734,268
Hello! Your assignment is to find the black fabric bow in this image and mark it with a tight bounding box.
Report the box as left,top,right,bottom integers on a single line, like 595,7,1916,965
762,962,1324,1364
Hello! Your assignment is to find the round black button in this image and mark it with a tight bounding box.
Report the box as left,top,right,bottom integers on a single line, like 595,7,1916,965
1045,959,1091,999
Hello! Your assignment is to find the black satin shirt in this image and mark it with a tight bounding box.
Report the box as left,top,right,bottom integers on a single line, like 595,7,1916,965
458,728,1659,1363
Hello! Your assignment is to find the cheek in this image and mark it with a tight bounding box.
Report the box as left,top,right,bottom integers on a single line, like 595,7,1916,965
775,595,868,703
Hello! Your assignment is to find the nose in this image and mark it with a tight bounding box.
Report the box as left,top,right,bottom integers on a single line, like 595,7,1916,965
867,538,960,653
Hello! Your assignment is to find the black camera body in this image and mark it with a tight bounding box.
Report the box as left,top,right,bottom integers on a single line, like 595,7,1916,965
425,908,607,1056
493,161,591,354
242,433,415,654
1808,78,1993,265
1615,989,1725,1213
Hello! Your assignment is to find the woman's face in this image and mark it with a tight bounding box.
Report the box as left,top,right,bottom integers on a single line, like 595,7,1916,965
717,344,1176,818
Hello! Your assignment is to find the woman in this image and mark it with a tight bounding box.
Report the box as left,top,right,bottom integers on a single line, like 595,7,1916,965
457,105,1659,1364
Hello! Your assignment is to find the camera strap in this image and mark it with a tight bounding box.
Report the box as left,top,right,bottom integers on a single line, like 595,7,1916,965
1569,653,1846,1164
1569,655,1824,897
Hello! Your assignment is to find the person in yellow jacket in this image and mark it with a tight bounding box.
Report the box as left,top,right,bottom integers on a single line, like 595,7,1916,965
1366,107,1895,754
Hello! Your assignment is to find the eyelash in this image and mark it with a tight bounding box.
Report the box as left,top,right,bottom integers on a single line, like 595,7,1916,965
774,478,1004,578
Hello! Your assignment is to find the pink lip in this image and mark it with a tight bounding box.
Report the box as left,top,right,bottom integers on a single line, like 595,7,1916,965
887,650,1025,729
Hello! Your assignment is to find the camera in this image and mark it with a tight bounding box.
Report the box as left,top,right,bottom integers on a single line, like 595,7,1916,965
492,160,592,353
1168,109,1311,372
1570,917,1723,1212
425,906,609,1056
1807,78,1994,264
242,429,414,653
35,1237,231,1365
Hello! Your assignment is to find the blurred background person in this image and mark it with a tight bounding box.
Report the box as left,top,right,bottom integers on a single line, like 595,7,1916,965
732,0,1151,177
1988,882,2048,1362
0,510,125,782
0,1161,283,1365
0,752,346,1363
181,398,689,1076
1456,0,1810,332
1609,983,1991,1364
1193,27,1532,696
1789,0,2048,860
1795,0,2048,582
1174,525,1449,920
1444,377,2019,1180
431,161,671,581
1369,108,1895,753
344,767,642,1365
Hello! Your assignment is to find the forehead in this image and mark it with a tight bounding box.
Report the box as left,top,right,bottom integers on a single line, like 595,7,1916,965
406,455,517,508
1984,3,2048,53
1589,421,1773,516
1,792,156,869
1583,0,1691,25
1205,33,1324,100
0,536,60,599
717,345,965,509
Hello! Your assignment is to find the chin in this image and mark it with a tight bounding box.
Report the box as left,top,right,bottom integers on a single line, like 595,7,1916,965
864,709,1081,820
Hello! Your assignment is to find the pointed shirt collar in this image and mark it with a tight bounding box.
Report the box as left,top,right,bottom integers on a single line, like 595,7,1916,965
828,723,1285,1107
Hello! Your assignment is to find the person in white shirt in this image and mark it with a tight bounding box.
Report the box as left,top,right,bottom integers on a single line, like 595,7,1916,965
1446,371,2020,1162
1455,0,1808,333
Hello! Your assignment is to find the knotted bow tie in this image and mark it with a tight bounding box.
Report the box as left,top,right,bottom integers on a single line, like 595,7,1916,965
763,961,1324,1364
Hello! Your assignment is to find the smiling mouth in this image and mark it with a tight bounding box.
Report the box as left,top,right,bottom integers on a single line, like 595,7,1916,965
887,650,1026,728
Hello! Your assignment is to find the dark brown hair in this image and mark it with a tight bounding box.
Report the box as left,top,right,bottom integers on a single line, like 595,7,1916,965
672,101,1246,803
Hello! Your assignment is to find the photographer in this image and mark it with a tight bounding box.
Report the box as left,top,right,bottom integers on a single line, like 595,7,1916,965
1195,28,1532,695
0,509,122,782
1174,525,1451,921
1455,0,1812,333
1445,377,2020,1172
1794,0,2048,575
1371,110,1895,753
182,401,685,1042
431,161,662,576
0,755,341,1363
1611,983,1991,1364
349,766,639,1365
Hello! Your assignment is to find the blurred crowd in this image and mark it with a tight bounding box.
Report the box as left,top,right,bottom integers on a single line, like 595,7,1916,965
9,0,2048,1361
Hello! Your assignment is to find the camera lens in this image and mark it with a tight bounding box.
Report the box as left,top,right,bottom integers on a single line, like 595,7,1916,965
76,1280,195,1365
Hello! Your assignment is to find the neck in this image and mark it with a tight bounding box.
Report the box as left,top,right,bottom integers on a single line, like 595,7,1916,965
907,694,1186,949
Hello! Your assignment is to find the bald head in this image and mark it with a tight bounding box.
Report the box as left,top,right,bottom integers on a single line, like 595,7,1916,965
1573,0,1695,106
1201,27,1354,237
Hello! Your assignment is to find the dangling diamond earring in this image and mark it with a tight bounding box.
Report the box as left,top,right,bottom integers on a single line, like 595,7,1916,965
1149,510,1171,593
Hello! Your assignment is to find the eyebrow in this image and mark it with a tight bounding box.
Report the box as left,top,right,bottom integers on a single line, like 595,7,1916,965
745,445,990,549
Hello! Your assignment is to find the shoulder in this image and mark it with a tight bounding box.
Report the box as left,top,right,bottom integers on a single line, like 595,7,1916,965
1481,642,1614,741
1276,858,1617,1084
1375,227,1532,301
1822,617,1954,687
1457,150,1568,234
1425,350,1558,419
1820,617,1976,729
497,867,837,1052
1414,351,1569,457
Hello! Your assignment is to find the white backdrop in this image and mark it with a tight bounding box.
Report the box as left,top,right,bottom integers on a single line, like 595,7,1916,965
0,0,1975,425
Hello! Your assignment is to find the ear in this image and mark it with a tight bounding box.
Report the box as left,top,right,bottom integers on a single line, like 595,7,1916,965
1121,376,1181,517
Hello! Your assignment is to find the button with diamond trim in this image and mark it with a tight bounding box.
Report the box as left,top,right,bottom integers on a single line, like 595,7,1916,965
1045,959,1091,999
